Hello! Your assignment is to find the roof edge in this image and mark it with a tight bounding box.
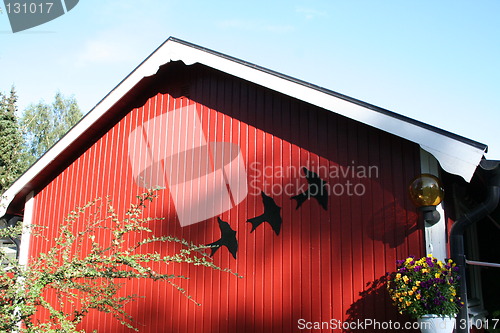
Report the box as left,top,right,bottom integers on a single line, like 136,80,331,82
169,37,487,152
0,36,488,216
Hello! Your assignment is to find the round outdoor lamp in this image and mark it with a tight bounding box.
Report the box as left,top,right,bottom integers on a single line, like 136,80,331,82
408,174,444,225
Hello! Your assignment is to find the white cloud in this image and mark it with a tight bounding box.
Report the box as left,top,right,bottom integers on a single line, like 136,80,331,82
217,19,294,33
74,29,147,68
264,24,295,33
77,39,123,64
295,7,327,20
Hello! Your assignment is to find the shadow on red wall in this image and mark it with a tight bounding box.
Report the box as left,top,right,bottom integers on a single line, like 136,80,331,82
345,274,419,333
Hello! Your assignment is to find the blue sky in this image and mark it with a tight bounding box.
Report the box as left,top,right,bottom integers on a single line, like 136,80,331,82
1,1,499,158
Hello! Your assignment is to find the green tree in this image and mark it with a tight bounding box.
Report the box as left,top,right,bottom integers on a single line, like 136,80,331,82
21,92,82,166
0,87,26,192
0,189,238,332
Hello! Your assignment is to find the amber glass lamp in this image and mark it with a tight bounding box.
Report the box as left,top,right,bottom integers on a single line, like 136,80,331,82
408,174,444,225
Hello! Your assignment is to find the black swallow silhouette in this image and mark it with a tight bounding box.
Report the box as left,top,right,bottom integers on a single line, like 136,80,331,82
291,167,328,210
206,217,238,259
247,191,282,235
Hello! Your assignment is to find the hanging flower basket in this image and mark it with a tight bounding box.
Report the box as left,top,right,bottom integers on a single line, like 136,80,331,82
387,255,464,332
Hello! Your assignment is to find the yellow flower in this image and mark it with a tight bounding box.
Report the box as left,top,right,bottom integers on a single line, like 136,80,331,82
408,290,414,296
396,273,402,279
416,294,421,300
416,281,421,286
406,301,412,306
435,273,441,278
412,286,418,291
421,269,428,274
403,276,409,283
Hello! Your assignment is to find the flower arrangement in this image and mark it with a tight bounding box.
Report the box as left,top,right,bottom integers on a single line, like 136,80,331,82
386,254,463,319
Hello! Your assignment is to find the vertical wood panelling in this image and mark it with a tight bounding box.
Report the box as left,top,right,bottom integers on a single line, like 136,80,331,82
28,66,424,332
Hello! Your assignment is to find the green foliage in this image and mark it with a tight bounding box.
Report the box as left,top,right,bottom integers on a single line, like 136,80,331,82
386,254,463,319
0,89,83,194
0,189,238,332
21,92,82,166
0,87,26,192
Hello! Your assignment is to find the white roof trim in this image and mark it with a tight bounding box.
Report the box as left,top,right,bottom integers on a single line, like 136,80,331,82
0,37,486,216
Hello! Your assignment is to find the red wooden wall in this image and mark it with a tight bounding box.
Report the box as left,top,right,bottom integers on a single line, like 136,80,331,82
28,63,424,332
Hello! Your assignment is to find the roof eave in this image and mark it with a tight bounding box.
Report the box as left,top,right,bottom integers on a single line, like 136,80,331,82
0,37,487,215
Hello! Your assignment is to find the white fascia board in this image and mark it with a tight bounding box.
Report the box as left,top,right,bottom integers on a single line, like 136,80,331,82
166,41,485,182
18,191,34,266
0,39,485,216
0,43,174,216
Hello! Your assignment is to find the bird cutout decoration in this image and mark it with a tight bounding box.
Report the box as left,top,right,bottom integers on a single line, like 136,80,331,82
291,167,328,210
247,191,282,235
206,217,238,259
